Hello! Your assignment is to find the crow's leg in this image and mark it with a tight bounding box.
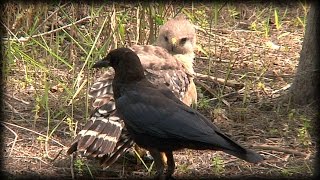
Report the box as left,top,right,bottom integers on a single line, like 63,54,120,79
164,151,175,179
149,148,165,179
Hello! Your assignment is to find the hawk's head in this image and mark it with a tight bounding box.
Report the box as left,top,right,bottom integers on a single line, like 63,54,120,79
156,14,196,55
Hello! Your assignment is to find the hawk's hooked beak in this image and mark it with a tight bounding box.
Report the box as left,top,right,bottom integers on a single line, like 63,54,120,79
171,37,177,45
92,57,110,69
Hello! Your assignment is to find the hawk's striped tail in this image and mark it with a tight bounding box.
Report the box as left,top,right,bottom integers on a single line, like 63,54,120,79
100,131,134,168
67,111,124,158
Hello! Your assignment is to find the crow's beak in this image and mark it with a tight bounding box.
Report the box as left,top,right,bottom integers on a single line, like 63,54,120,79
92,58,110,69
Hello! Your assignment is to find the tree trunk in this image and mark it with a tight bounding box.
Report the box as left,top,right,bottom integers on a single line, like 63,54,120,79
289,3,320,178
289,2,320,107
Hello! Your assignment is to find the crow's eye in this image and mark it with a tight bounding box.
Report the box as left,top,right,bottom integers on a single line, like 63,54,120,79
180,38,187,45
164,36,169,42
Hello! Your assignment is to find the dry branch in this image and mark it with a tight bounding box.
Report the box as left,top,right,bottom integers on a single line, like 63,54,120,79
2,124,18,156
1,122,66,148
194,79,217,98
3,16,93,43
195,72,244,90
195,79,233,108
253,145,309,157
4,93,30,105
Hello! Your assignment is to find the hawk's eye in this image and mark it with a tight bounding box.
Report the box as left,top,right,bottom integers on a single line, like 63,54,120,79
180,38,188,45
164,36,169,42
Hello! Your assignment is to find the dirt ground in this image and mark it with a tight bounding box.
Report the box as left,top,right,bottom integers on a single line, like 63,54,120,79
2,2,316,180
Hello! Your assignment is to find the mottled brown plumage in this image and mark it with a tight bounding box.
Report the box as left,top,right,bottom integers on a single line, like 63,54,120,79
91,14,197,108
99,47,264,179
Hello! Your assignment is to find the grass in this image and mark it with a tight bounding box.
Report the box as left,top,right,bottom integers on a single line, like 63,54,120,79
288,109,312,147
211,156,225,175
2,1,315,178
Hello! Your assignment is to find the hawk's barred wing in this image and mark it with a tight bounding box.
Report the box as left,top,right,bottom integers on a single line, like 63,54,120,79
67,108,123,158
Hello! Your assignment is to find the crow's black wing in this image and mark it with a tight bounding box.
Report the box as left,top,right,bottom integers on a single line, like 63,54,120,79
116,84,263,163
116,85,228,146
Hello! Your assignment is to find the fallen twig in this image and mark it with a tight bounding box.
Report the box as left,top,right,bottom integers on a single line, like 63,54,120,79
3,16,94,43
8,155,49,165
212,90,240,100
271,83,291,95
195,56,231,63
264,162,284,170
33,3,70,32
1,121,66,148
195,72,244,90
2,124,18,156
253,145,309,157
194,79,231,108
3,101,27,121
4,101,20,114
51,148,64,163
194,79,217,98
4,93,30,105
216,70,274,81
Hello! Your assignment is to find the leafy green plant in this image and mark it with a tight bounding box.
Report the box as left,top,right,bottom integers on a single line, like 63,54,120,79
280,168,294,176
273,7,287,30
263,16,270,37
288,109,312,147
197,94,212,110
227,4,240,20
274,8,281,30
211,156,225,175
178,163,189,174
297,115,312,146
75,159,85,174
296,0,309,29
